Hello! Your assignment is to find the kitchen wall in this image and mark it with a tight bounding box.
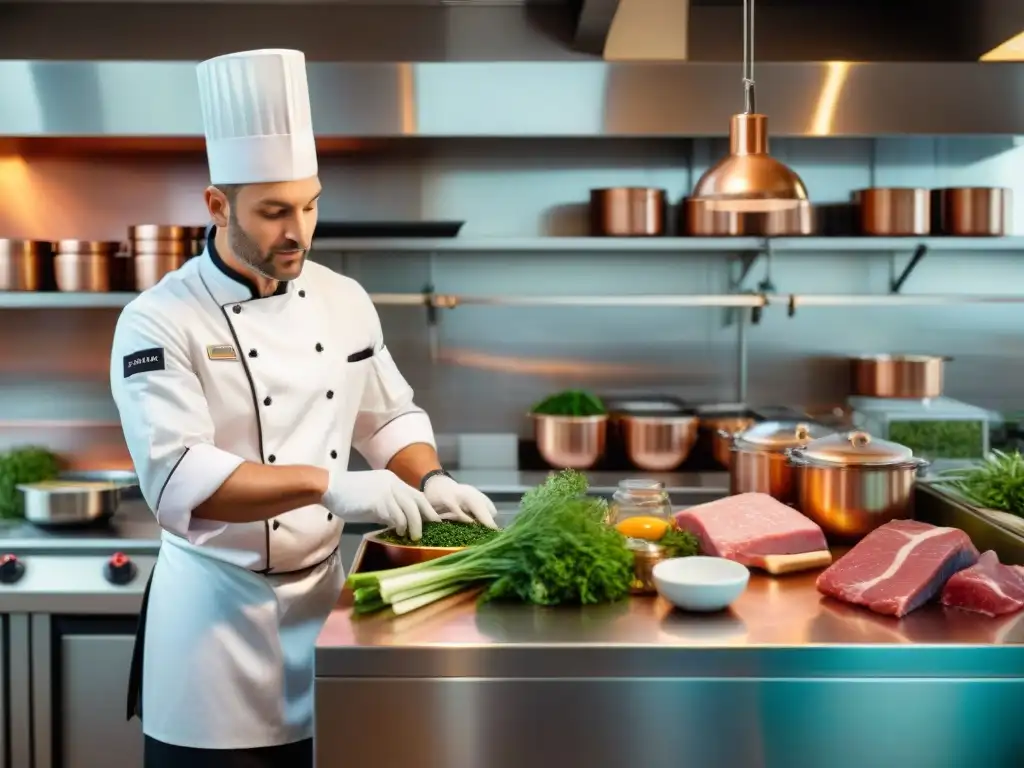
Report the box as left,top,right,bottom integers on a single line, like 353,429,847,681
1,135,1023,465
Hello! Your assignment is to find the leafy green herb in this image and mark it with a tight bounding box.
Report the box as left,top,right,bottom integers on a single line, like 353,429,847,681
0,447,61,520
932,450,1024,517
377,521,501,548
659,527,700,558
530,390,607,417
348,470,634,616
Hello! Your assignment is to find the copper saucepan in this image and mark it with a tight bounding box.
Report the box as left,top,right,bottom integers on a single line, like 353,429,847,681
589,187,667,236
850,354,947,399
853,188,930,236
935,187,1011,236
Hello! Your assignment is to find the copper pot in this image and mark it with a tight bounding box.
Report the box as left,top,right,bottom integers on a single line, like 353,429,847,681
683,197,814,236
131,238,191,257
589,188,666,236
531,414,608,470
704,416,756,468
54,241,118,292
54,254,111,292
135,254,188,291
789,431,928,540
727,421,835,504
618,414,699,471
128,224,191,241
0,239,51,291
854,188,930,235
851,354,945,399
936,187,1011,236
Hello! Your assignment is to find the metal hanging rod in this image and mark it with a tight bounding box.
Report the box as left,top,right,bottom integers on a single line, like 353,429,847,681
368,293,768,308
367,292,1024,309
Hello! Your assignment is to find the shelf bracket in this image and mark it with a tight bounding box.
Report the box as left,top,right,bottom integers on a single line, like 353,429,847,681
890,244,928,294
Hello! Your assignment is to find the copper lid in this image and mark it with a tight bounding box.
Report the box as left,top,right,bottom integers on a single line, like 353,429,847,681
794,431,915,467
734,420,832,452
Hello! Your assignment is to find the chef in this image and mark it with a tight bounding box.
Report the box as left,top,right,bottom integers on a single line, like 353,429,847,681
109,48,498,767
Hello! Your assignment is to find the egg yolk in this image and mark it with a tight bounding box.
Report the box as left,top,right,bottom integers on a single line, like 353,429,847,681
614,516,669,540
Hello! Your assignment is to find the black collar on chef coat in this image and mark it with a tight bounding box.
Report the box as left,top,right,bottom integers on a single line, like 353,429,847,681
201,224,292,304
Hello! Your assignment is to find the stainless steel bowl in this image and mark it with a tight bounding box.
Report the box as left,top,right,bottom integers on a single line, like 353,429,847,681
18,480,127,526
619,414,699,471
531,414,608,469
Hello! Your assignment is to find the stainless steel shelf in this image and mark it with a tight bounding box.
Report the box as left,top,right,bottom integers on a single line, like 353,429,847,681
0,292,137,308
312,236,1024,254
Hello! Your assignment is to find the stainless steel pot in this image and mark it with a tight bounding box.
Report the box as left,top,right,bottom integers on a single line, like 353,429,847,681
18,480,127,526
726,421,834,504
789,431,928,541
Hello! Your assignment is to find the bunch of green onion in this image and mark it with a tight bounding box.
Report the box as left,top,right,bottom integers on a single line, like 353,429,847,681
348,470,636,616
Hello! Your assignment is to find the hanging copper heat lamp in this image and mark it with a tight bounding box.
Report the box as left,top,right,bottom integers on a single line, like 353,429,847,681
684,0,813,236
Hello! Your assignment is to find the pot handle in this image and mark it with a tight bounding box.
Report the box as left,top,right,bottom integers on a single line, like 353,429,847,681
847,431,871,447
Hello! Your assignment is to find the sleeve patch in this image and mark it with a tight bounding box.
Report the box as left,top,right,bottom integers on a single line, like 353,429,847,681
124,347,166,378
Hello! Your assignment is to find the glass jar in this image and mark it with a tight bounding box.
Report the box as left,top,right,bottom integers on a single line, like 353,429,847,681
607,479,673,526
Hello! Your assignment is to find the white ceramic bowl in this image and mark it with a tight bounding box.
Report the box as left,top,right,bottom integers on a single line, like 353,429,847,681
652,556,750,612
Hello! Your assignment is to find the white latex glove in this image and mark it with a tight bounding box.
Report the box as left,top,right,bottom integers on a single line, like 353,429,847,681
322,470,439,541
424,475,499,529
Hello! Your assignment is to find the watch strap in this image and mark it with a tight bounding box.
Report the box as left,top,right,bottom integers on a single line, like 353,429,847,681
419,468,452,492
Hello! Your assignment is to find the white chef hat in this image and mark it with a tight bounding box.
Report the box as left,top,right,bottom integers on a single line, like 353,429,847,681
196,49,318,185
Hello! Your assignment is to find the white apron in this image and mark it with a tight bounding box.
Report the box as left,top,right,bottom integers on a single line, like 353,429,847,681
110,229,436,749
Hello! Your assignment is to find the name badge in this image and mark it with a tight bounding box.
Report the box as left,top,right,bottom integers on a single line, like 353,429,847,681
123,347,165,378
207,344,238,361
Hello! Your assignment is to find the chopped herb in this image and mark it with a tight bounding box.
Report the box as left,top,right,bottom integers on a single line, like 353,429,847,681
377,521,502,548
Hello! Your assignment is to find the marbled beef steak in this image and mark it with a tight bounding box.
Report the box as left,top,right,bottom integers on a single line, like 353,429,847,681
816,520,980,617
941,550,1024,617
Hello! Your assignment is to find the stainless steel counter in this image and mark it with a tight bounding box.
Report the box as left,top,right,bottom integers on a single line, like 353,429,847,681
314,488,1024,768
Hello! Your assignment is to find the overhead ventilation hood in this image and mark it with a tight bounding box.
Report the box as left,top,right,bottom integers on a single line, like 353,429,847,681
0,59,1023,139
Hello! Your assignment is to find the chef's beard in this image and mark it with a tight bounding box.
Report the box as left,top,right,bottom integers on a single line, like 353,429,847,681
227,209,308,281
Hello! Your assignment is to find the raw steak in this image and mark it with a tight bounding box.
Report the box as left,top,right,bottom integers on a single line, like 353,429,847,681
673,493,828,567
941,550,1024,617
816,519,979,617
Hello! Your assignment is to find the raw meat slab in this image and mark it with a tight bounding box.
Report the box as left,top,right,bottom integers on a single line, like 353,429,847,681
941,550,1024,617
673,493,828,568
816,519,979,618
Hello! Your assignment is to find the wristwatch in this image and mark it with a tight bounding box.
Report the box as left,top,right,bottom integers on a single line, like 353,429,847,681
419,468,452,492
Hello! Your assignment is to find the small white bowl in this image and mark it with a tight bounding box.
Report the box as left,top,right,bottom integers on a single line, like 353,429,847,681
652,556,750,612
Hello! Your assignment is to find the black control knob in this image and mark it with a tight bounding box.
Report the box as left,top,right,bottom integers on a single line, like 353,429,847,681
105,552,137,586
0,554,25,585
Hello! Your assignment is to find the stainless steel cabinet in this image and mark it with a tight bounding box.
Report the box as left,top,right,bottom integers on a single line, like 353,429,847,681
30,616,142,768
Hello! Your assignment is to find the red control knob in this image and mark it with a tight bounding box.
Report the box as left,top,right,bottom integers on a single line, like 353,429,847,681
105,552,137,586
0,554,25,585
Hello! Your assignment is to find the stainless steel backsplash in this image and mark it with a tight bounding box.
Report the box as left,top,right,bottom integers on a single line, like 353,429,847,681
1,136,1022,464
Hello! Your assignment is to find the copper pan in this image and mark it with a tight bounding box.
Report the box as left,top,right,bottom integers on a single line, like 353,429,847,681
935,187,1011,236
0,239,52,291
683,197,814,236
590,187,666,236
854,188,930,235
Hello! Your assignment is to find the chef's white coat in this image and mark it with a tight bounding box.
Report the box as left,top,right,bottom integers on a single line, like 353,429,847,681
109,233,436,749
